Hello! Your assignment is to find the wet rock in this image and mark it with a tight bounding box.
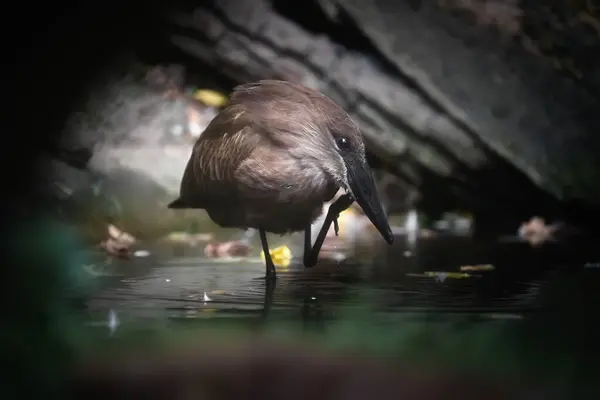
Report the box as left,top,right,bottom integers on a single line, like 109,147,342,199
169,0,600,231
313,0,600,206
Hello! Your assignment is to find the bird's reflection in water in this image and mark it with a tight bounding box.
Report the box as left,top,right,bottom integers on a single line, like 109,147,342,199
258,270,326,333
301,294,325,332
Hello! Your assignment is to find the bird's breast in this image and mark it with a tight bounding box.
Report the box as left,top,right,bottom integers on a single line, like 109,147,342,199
243,180,338,234
202,155,340,234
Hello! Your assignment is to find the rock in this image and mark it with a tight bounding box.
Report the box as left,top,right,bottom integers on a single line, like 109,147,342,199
166,0,600,232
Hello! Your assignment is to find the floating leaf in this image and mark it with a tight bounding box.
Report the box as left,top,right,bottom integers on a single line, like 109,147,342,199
261,245,292,268
460,264,495,272
407,271,472,282
423,271,471,279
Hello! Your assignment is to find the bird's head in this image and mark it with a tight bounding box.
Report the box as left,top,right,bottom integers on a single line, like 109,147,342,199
232,80,393,245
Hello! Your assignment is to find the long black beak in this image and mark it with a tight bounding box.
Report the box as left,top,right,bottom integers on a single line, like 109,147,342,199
345,157,394,244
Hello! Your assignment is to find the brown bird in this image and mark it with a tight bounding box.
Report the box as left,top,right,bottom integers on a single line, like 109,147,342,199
168,80,394,279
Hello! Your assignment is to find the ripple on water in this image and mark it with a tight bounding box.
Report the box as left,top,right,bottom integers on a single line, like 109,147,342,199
86,247,551,322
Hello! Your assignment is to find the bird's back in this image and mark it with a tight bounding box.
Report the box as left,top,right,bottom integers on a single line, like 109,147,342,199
168,104,259,210
168,80,345,232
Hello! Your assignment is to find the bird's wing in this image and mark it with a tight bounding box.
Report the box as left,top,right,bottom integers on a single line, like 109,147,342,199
173,119,260,208
235,145,294,199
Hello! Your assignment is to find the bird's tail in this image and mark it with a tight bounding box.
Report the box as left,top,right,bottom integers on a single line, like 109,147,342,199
167,198,187,209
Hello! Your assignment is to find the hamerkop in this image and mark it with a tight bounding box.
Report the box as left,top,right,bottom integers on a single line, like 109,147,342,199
168,80,394,279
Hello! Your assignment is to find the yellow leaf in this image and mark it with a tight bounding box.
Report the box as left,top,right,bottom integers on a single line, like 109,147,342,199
260,245,292,268
194,89,228,107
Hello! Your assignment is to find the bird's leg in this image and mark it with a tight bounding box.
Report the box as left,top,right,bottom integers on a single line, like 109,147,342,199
261,278,276,321
259,228,277,280
303,193,354,267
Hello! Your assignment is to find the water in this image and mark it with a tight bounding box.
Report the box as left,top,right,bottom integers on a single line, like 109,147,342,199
85,235,599,324
76,232,600,396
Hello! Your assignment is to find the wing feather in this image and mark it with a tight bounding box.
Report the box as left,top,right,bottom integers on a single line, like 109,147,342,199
175,107,260,208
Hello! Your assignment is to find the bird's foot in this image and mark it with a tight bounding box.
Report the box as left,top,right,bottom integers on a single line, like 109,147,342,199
334,193,354,212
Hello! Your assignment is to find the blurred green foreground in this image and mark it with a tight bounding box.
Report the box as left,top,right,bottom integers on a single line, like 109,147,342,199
5,217,600,399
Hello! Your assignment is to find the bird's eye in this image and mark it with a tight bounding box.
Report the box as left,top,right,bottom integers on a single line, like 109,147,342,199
336,136,351,151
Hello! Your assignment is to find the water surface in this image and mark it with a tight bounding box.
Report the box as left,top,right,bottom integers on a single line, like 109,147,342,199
85,235,599,325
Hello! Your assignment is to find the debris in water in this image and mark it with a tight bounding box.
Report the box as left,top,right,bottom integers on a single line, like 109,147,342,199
424,271,471,280
517,216,559,247
108,224,136,244
406,271,472,282
261,245,292,268
460,264,495,272
101,224,136,259
204,240,251,258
